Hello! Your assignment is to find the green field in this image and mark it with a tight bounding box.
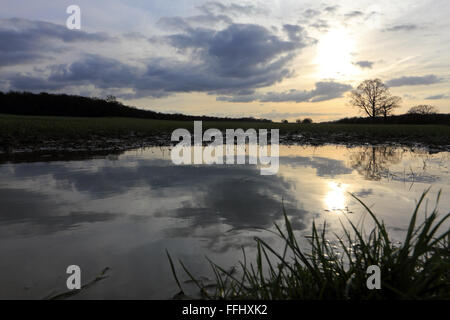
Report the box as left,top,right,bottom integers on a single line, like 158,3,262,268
1,114,449,151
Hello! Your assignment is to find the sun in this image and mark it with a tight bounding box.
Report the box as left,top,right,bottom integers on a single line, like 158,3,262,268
315,28,358,78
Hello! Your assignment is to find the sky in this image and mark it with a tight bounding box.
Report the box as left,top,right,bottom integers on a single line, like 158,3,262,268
1,0,449,121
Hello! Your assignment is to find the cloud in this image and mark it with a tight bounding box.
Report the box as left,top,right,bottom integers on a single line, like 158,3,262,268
9,23,309,98
324,5,339,14
309,19,330,32
0,18,112,67
384,24,418,32
354,188,373,197
261,81,352,103
281,156,353,177
198,1,267,16
386,74,443,87
403,93,416,99
217,81,352,103
166,24,304,76
353,60,374,69
303,9,320,19
0,187,121,235
216,94,257,103
260,111,341,120
2,157,305,239
283,24,304,41
425,94,449,100
157,10,233,31
8,74,67,91
344,11,364,19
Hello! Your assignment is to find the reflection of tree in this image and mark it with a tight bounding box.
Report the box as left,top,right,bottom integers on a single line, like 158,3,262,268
350,146,403,181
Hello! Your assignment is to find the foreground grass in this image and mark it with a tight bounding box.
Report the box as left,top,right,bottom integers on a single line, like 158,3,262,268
1,114,449,151
168,191,449,300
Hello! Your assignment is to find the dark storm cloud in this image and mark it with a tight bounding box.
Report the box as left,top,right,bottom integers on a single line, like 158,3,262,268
8,74,66,91
353,60,374,69
9,23,308,98
166,23,303,78
8,54,143,94
384,24,418,32
386,74,443,87
217,81,352,103
0,18,112,67
48,55,141,89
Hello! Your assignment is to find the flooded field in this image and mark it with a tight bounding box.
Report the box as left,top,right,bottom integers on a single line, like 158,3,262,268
0,145,449,299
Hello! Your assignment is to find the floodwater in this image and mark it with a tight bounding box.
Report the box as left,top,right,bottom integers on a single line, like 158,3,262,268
0,145,449,299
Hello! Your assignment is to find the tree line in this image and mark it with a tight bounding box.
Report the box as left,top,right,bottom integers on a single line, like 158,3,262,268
0,91,272,123
0,87,445,125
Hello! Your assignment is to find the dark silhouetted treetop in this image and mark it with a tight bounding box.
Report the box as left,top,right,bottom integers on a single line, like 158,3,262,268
0,91,272,122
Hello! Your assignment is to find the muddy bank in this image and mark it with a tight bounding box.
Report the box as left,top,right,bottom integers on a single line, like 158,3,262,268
1,130,449,162
278,132,449,153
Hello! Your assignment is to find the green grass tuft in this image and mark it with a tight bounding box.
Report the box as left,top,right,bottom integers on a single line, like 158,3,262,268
168,190,450,300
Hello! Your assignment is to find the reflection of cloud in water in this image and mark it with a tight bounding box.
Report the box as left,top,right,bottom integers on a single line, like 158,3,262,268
281,156,353,177
9,160,288,197
0,146,449,298
0,188,121,236
153,168,310,253
161,176,297,228
1,158,310,244
1,146,446,246
354,188,373,198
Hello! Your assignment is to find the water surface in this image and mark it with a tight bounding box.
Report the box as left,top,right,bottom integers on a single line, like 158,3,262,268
0,145,449,299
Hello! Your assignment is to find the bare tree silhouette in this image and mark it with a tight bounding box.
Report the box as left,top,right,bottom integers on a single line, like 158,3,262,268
407,105,439,115
380,95,402,118
349,79,401,118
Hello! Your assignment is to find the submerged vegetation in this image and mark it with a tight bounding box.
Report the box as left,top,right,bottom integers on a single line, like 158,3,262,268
168,191,450,300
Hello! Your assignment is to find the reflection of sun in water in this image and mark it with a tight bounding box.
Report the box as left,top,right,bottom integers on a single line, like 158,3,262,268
315,28,358,78
324,182,347,212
